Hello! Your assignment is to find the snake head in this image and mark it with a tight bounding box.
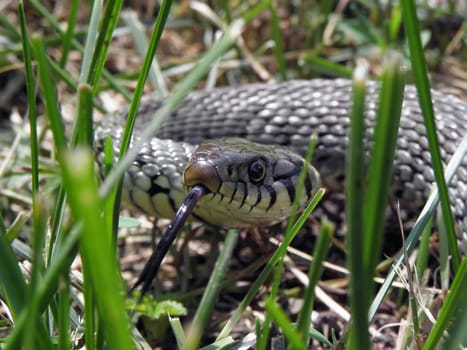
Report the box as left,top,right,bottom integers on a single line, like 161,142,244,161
183,138,321,227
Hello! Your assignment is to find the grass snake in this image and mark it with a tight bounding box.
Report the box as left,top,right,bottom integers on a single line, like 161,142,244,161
95,78,467,253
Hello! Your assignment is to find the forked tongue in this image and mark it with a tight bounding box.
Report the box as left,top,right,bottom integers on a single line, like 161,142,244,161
130,185,207,297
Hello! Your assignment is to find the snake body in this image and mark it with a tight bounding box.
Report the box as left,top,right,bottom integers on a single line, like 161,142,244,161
95,79,467,249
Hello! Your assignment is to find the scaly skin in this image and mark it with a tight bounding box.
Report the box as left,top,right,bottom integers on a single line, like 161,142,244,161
95,79,467,251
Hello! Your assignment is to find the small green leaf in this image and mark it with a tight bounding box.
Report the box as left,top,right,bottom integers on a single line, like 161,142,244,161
128,293,187,319
118,216,142,229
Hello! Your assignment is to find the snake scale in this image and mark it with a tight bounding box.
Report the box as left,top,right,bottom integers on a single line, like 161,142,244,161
95,79,467,251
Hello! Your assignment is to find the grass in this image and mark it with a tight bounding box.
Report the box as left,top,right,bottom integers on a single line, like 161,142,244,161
0,0,466,349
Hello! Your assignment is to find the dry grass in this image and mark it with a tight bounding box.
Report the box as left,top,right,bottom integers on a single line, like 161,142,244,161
0,1,465,349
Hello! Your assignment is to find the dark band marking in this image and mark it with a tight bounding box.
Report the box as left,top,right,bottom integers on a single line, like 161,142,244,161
214,167,223,194
239,182,248,209
279,178,296,204
215,179,222,194
145,181,179,217
146,181,171,216
228,182,238,205
252,186,262,208
264,184,276,211
247,187,262,213
148,181,170,197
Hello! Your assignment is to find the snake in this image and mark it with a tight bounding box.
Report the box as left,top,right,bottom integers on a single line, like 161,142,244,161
94,79,467,292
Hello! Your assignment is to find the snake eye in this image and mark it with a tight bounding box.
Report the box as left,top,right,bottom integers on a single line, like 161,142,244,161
249,159,266,184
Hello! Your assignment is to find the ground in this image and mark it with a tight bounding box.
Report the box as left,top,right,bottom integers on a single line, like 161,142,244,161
0,1,465,349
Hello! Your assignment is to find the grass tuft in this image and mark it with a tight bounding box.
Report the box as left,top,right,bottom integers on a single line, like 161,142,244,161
0,1,465,349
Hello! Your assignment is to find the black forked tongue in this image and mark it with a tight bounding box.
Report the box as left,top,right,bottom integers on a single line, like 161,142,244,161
130,185,207,297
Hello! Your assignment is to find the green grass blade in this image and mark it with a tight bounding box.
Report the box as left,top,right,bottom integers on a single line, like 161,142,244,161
30,38,67,156
0,213,6,235
216,188,325,340
99,19,245,198
269,1,287,79
122,11,168,95
199,337,237,350
285,137,318,234
301,55,353,78
12,0,118,113
183,229,239,350
388,4,402,43
348,55,405,349
82,258,97,349
363,54,405,275
116,0,173,161
0,12,21,39
86,0,124,88
4,228,80,348
72,84,94,146
59,0,79,67
23,198,48,350
27,0,132,100
57,273,71,350
257,307,273,350
415,216,432,280
296,219,333,345
441,285,467,349
16,10,51,345
242,0,270,22
61,149,134,350
27,35,78,349
370,133,467,320
2,255,59,350
4,214,27,243
110,0,172,235
79,0,102,83
18,0,39,197
73,82,98,348
265,299,306,350
258,136,317,348
438,212,452,289
30,36,73,317
0,233,27,318
346,62,370,350
400,0,460,269
169,316,186,348
423,257,467,349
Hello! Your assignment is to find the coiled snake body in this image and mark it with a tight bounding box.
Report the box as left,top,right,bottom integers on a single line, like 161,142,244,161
95,79,467,250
